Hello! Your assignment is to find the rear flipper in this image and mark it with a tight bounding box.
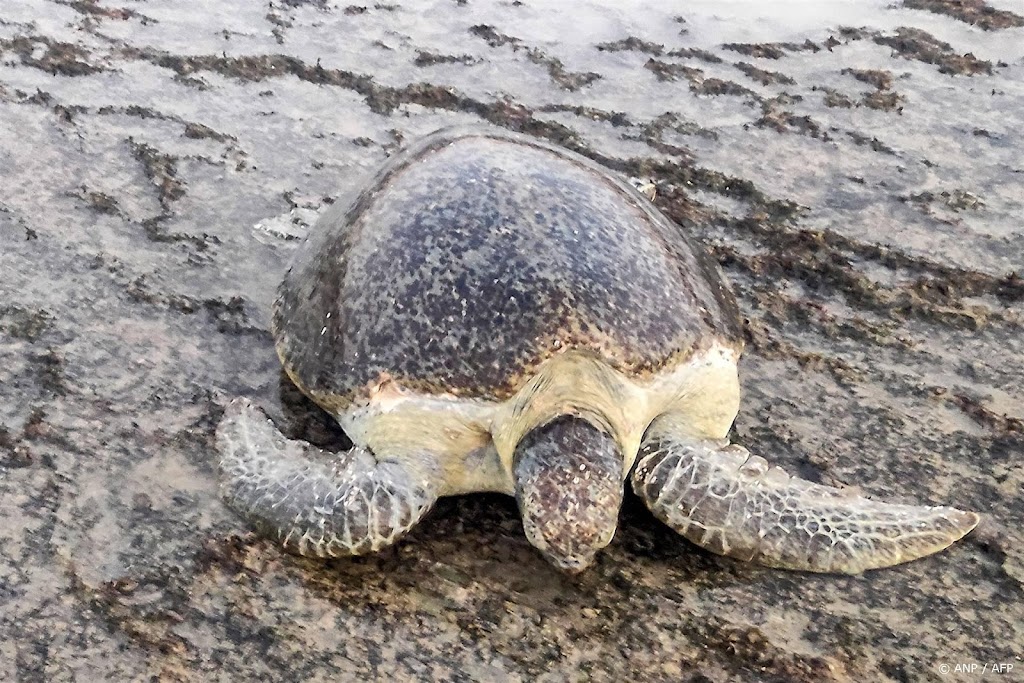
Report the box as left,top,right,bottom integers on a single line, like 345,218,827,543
217,398,440,557
631,436,979,574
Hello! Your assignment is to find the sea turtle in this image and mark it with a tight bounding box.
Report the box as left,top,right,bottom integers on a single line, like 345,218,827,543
217,126,978,574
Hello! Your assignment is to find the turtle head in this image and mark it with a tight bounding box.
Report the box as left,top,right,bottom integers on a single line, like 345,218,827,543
513,416,624,572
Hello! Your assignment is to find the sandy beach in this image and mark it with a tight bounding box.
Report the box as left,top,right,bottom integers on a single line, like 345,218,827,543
1,1,1022,680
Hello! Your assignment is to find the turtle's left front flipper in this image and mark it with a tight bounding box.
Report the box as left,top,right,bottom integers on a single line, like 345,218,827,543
217,399,441,557
631,436,979,574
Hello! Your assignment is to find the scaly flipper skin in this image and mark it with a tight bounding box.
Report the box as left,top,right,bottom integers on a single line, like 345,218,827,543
632,436,979,574
217,399,440,557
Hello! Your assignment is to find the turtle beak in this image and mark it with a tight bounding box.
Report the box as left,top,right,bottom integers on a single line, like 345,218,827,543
513,416,624,573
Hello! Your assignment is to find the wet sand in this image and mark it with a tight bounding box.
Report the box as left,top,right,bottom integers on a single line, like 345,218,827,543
1,0,1022,680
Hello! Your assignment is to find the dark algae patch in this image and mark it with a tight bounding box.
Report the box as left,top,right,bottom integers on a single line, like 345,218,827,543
468,24,600,90
734,62,796,86
128,138,186,209
841,68,893,91
841,68,905,112
873,27,993,75
413,51,479,67
0,305,51,342
644,58,703,83
903,0,1024,30
846,131,897,154
666,46,723,64
817,86,855,108
596,36,664,56
722,40,821,59
61,0,153,23
643,60,758,100
0,35,103,76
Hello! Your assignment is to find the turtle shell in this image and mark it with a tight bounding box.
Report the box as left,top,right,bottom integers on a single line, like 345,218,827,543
273,126,742,409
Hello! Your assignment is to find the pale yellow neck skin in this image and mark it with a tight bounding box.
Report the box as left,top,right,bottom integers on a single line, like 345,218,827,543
337,344,741,497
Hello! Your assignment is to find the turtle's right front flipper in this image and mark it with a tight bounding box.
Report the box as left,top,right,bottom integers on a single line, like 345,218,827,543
217,399,440,557
631,435,979,574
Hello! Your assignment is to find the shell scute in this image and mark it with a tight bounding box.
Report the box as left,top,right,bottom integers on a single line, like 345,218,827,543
273,127,742,407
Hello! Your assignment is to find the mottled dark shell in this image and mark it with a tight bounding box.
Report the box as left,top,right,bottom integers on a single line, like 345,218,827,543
273,127,742,407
